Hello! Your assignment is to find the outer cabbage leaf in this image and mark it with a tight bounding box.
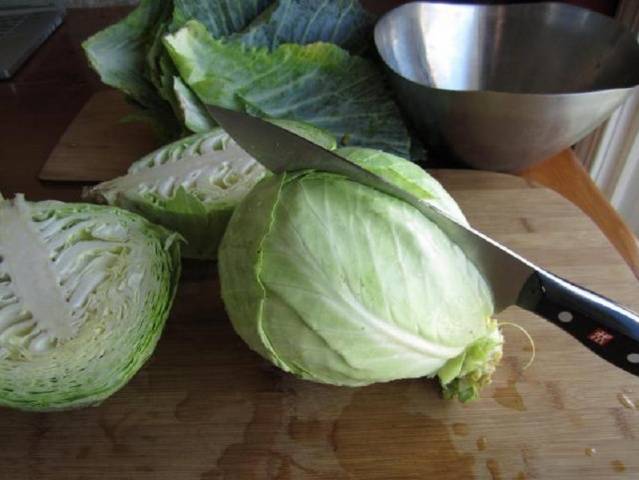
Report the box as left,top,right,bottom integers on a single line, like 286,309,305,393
146,20,172,102
84,0,395,144
83,0,180,138
83,0,167,106
0,196,180,411
219,148,501,400
144,13,214,135
170,0,273,37
84,0,270,137
235,0,374,53
167,0,275,131
85,121,336,260
167,0,375,134
167,0,375,133
173,76,217,133
164,21,411,157
336,147,468,223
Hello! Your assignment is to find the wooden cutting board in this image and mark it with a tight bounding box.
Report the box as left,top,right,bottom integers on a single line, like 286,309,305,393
39,90,160,182
7,162,639,478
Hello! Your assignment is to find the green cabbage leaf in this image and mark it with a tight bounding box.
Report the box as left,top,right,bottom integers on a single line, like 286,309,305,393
82,0,181,138
82,0,412,157
233,0,373,53
164,21,410,156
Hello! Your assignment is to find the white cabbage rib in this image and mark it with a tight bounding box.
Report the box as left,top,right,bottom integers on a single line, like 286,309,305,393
0,196,127,358
1,197,74,353
100,142,257,201
89,129,266,206
83,127,269,260
129,128,229,171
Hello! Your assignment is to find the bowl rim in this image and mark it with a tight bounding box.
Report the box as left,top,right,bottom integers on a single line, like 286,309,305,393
374,1,639,97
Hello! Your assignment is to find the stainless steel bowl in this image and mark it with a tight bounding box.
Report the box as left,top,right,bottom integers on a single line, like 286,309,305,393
374,2,639,171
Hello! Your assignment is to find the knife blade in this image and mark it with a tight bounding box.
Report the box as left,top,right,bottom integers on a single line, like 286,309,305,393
206,104,639,377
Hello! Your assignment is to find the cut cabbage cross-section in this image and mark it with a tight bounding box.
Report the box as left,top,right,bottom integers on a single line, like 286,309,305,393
85,128,264,260
85,120,337,260
109,134,262,205
0,195,180,411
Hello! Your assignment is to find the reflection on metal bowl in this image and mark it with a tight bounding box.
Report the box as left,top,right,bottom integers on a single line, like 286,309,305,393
375,2,639,171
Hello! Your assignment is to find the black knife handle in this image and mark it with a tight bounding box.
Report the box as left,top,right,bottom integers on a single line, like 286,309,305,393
517,270,639,376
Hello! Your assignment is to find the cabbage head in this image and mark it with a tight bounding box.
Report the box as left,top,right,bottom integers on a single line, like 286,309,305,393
85,120,335,259
0,195,180,411
219,148,502,401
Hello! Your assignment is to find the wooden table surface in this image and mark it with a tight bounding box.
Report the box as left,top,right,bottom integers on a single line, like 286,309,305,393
3,169,639,480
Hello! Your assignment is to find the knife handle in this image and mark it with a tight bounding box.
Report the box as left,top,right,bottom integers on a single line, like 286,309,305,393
517,270,639,376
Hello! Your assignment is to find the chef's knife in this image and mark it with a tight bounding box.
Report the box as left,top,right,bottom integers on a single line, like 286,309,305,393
206,104,639,377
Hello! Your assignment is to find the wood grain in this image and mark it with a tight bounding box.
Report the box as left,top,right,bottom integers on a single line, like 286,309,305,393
3,170,639,480
519,149,639,280
39,90,159,182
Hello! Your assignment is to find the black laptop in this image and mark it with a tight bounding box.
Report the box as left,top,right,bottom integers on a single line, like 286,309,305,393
0,1,65,79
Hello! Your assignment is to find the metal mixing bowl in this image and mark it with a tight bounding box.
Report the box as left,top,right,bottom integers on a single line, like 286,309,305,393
374,2,639,171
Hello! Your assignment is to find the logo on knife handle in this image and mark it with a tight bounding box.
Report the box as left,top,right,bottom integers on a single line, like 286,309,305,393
589,329,614,346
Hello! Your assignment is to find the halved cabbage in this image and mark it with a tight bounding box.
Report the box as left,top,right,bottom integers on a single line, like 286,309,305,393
85,121,336,260
0,195,180,411
219,148,502,401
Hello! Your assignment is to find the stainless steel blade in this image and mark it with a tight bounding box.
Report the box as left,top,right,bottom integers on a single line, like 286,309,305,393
206,105,535,312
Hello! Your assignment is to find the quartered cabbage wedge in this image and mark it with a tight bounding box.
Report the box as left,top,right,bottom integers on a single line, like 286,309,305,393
219,148,503,402
0,195,180,411
85,121,336,260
